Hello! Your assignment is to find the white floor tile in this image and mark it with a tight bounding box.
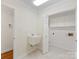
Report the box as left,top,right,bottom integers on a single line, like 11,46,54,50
22,47,76,59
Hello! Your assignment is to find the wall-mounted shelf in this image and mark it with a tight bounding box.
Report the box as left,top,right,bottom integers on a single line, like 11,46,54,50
49,25,75,30
49,25,75,28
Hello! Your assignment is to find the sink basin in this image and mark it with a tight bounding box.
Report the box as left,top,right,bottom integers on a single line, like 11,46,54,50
28,34,41,45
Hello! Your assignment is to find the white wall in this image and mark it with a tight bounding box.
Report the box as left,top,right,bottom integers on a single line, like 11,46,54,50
2,0,38,59
1,5,14,52
49,29,76,50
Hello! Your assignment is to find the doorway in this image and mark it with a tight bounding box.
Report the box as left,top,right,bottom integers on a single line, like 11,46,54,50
1,5,14,59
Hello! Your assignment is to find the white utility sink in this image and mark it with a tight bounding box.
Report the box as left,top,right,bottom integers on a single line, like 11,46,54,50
28,34,41,46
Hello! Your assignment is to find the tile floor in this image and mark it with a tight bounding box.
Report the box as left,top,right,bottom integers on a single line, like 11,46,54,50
23,46,76,59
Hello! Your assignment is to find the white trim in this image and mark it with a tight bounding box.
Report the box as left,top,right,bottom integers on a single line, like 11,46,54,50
42,16,49,54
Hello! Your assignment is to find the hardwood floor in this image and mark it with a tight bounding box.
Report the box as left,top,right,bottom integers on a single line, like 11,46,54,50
1,50,13,59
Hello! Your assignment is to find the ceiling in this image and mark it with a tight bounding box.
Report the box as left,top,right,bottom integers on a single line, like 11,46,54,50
22,0,62,9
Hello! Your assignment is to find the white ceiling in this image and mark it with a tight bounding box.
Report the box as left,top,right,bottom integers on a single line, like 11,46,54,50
22,0,62,9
